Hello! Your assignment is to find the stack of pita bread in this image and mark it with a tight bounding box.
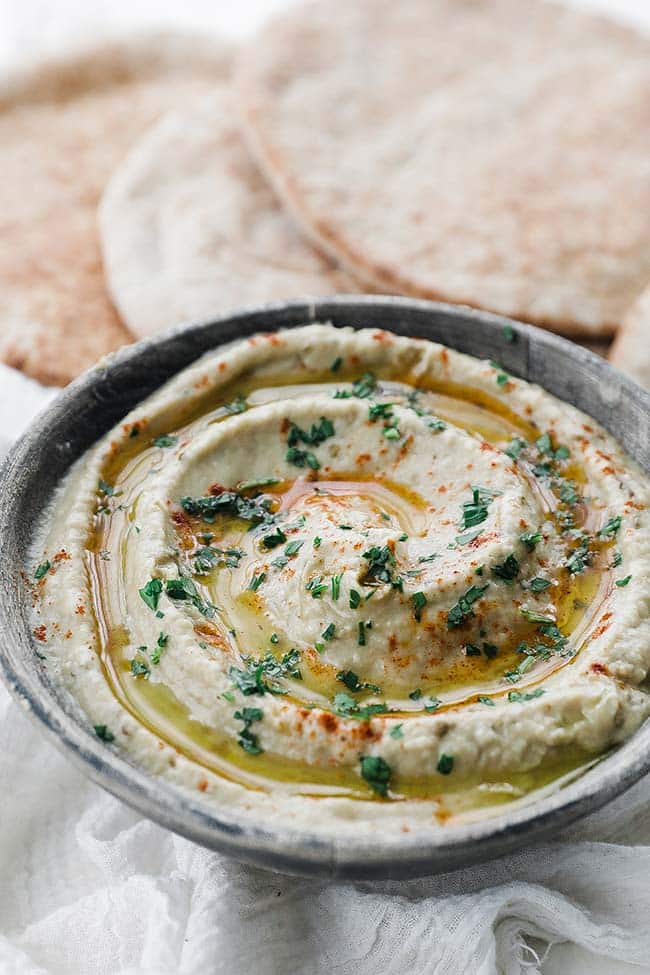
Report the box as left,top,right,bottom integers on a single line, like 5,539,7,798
2,0,649,389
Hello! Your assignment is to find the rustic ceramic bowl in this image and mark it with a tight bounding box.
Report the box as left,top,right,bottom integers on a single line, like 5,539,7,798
1,297,649,880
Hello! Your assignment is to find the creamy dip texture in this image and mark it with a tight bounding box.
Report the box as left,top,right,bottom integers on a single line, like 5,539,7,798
29,325,650,835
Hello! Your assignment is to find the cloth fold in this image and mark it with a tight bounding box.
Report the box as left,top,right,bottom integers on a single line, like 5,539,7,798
0,361,648,975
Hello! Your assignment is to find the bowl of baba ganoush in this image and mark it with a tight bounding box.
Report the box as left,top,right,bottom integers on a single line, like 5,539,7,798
1,296,650,879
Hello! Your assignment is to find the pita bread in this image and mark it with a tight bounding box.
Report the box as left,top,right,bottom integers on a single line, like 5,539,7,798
0,34,231,386
609,286,650,389
237,0,650,337
99,92,359,339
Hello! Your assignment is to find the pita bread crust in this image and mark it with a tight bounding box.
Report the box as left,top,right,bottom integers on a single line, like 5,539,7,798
0,34,232,386
237,0,650,337
99,91,360,339
609,286,650,390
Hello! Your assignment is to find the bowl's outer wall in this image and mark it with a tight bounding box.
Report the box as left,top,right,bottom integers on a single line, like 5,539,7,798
1,296,649,880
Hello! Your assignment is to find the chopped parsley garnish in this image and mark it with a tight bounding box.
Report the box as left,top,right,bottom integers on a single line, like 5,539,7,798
138,578,163,611
502,324,516,342
181,489,274,526
130,656,150,679
411,591,427,622
482,642,498,659
229,649,301,696
368,402,394,421
34,560,50,580
437,754,454,775
248,572,266,592
349,589,361,609
361,545,401,587
331,573,343,601
153,434,178,448
508,688,545,703
333,693,389,720
194,546,244,574
459,486,494,531
489,360,509,386
492,554,519,581
224,394,248,415
566,539,591,575
418,552,438,564
98,479,116,496
322,623,336,641
610,551,623,569
598,516,622,538
334,372,377,400
465,643,481,657
455,528,483,546
519,608,555,624
409,688,422,700
234,707,263,754
313,536,322,548
94,725,115,742
360,755,391,797
389,724,404,740
284,539,304,557
358,620,367,645
528,577,551,592
330,356,343,372
447,583,489,628
287,416,335,448
559,482,580,506
505,437,527,460
520,530,542,550
237,476,281,491
478,696,495,706
150,632,168,665
166,577,216,618
270,633,279,644
286,446,320,470
616,575,632,588
535,432,553,455
306,576,328,598
337,670,381,694
261,527,287,549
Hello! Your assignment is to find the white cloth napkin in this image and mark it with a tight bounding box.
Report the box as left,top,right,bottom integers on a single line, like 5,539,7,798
1,362,649,975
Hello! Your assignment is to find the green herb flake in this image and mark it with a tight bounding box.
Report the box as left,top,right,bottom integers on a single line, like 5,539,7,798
34,560,51,580
94,724,115,742
284,540,304,557
331,573,343,601
330,356,343,372
520,530,542,550
437,753,454,775
138,578,163,612
358,620,367,646
234,707,263,754
313,536,322,549
616,575,632,588
492,553,520,581
237,476,281,491
360,755,392,797
153,434,178,448
130,657,151,679
261,528,287,550
349,589,361,609
150,632,169,665
322,622,336,642
447,583,490,629
478,696,495,707
225,394,248,415
411,591,427,622
528,577,551,592
286,446,320,470
502,324,516,343
248,572,267,592
389,724,404,740
598,516,622,538
508,688,545,703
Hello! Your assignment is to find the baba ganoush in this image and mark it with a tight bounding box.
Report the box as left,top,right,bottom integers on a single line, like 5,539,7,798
30,324,650,834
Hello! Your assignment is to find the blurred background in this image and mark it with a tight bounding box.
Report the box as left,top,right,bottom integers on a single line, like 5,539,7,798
1,0,649,68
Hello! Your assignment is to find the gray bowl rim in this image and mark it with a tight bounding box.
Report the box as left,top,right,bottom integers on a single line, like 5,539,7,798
1,294,649,881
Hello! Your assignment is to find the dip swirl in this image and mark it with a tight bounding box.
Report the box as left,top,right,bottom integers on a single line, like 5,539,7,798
31,325,650,832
